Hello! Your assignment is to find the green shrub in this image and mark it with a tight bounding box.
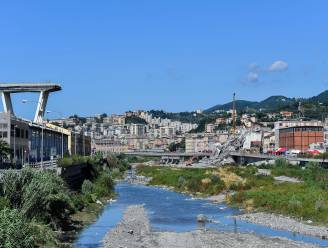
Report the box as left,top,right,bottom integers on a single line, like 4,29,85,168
87,156,100,166
186,178,201,192
81,180,94,196
0,197,9,210
20,168,36,186
57,157,73,167
57,155,90,167
20,171,75,228
107,155,119,168
94,173,114,197
315,199,325,212
274,158,289,167
70,193,85,211
178,176,186,189
305,161,320,170
2,170,23,208
229,181,244,191
0,208,37,248
110,168,122,179
210,175,220,184
288,195,303,213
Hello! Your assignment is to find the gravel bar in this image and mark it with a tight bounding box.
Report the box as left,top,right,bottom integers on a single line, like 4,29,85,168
236,212,328,239
103,205,319,248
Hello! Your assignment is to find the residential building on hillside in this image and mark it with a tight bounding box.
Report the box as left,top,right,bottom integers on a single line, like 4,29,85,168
92,138,128,154
130,124,146,137
206,124,215,133
280,111,293,119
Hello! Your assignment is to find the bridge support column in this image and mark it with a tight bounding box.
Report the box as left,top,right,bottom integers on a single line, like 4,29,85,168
34,91,49,124
1,92,14,115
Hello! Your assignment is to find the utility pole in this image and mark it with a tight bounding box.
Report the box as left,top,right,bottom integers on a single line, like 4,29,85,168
41,123,44,169
13,125,17,166
61,123,64,158
232,93,236,138
82,126,85,156
74,132,77,155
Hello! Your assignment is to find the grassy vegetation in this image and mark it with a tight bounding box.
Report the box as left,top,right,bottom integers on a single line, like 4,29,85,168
0,154,130,247
137,161,328,225
230,159,328,224
137,166,231,196
57,155,97,168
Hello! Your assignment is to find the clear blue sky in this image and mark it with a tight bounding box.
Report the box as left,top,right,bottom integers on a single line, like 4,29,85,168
0,0,327,119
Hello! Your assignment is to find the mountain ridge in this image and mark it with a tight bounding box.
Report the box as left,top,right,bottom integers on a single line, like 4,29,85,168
205,90,328,113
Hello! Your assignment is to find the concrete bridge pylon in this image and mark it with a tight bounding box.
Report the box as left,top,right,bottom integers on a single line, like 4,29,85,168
0,83,61,124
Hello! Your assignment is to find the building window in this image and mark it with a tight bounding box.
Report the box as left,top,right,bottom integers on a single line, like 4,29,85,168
2,131,7,138
16,128,20,138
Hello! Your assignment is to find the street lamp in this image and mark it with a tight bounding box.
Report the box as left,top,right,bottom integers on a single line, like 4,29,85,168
46,110,65,159
13,124,17,166
22,99,45,169
82,126,85,156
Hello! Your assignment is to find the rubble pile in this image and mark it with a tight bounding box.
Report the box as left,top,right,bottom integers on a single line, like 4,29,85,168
199,130,249,166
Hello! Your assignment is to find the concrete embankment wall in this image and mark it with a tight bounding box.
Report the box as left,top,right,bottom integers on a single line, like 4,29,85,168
59,163,95,190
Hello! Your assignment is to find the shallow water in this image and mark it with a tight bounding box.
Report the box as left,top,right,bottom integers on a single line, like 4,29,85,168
74,182,328,247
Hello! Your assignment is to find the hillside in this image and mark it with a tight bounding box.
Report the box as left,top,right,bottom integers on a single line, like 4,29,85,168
205,90,328,113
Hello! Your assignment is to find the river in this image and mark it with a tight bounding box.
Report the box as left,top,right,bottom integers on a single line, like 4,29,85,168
74,182,328,247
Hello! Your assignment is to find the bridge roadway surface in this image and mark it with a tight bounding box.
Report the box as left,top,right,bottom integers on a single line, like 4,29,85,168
120,151,210,158
120,151,327,165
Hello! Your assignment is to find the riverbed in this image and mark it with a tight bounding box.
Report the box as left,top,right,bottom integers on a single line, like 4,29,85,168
74,182,328,247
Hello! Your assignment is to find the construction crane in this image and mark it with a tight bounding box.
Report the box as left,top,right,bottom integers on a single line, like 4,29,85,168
232,92,236,137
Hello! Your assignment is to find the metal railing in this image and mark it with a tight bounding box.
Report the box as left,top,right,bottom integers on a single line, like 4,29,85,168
24,160,57,169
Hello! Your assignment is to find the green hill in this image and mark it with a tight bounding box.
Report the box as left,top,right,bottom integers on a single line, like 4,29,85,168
205,90,328,113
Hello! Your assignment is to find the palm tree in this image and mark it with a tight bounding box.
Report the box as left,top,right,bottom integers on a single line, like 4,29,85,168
0,139,11,165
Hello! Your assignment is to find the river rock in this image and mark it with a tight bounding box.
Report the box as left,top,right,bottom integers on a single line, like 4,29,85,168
197,214,208,223
103,205,320,248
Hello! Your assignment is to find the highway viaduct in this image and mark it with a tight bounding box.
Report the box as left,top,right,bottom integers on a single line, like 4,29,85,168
117,151,211,164
118,151,328,166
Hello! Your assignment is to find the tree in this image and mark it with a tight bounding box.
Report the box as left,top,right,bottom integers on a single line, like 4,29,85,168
0,140,11,164
168,138,185,152
168,143,178,152
125,116,147,124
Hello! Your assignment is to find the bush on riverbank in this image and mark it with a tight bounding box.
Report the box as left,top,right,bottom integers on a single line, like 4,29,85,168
57,155,96,167
81,173,115,204
229,161,328,224
0,208,55,248
137,163,328,225
0,154,128,247
1,168,75,228
106,155,131,175
137,166,226,195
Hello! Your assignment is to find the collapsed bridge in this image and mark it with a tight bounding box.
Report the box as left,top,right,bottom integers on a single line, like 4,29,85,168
0,83,61,124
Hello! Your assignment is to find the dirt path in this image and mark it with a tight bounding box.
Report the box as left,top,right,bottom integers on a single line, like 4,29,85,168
103,205,318,248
